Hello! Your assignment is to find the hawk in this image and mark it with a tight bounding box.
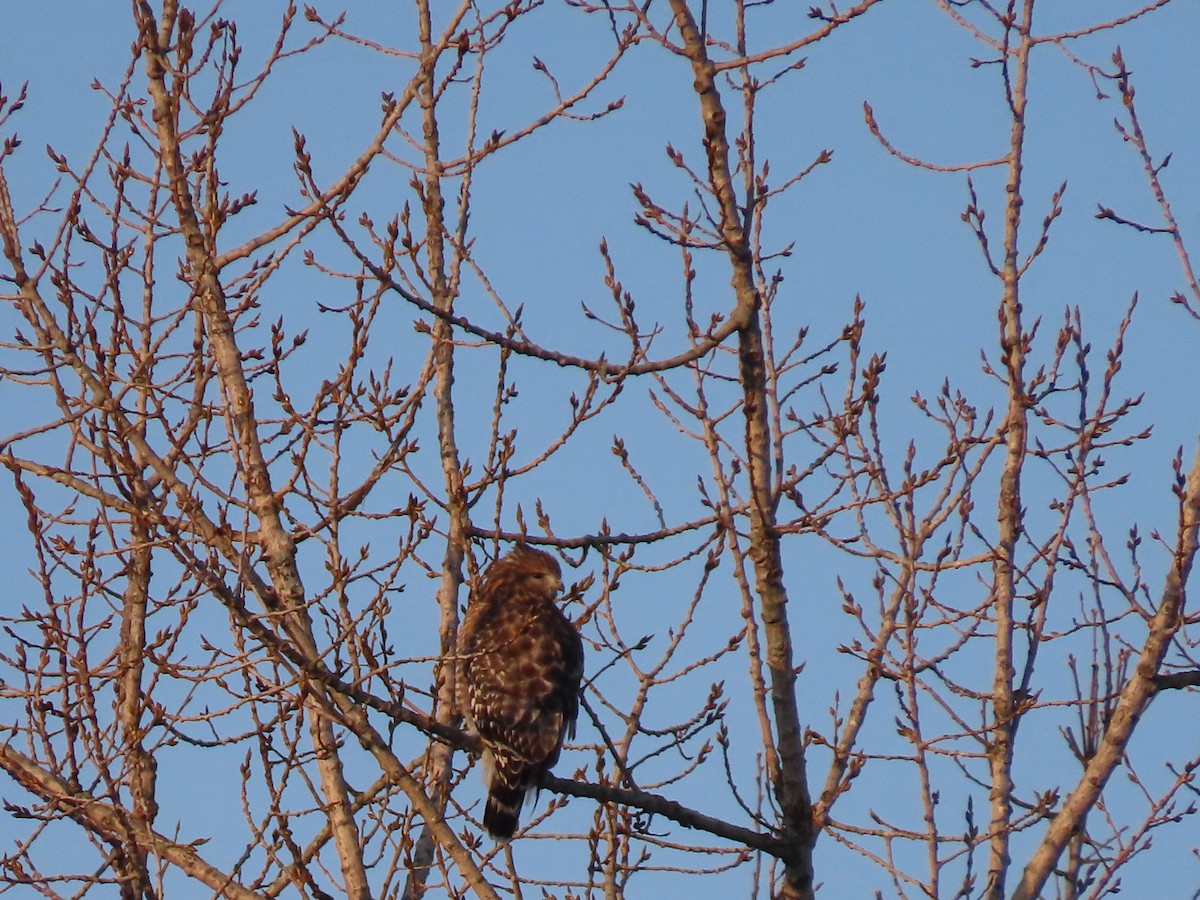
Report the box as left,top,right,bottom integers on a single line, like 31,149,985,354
460,545,584,840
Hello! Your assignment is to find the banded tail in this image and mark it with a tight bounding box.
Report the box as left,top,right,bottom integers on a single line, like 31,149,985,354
483,782,526,840
481,748,536,840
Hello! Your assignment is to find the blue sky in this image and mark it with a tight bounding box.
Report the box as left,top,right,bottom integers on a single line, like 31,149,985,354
2,1,1200,897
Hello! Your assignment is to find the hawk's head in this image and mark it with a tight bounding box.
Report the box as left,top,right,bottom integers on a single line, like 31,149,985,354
502,545,564,601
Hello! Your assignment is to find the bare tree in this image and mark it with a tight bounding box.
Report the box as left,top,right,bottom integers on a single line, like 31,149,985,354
0,1,1197,898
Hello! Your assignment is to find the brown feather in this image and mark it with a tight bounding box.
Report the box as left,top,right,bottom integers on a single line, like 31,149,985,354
460,546,584,840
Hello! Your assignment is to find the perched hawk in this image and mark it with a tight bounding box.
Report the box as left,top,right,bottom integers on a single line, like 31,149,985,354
460,545,584,840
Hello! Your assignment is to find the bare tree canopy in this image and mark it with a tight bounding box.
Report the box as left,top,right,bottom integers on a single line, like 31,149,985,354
1,1,1199,898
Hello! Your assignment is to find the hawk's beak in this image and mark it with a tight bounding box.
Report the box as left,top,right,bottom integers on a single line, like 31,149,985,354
553,576,564,594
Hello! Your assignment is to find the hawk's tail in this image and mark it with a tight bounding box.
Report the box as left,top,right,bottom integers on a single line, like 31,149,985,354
480,748,535,840
483,781,525,840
